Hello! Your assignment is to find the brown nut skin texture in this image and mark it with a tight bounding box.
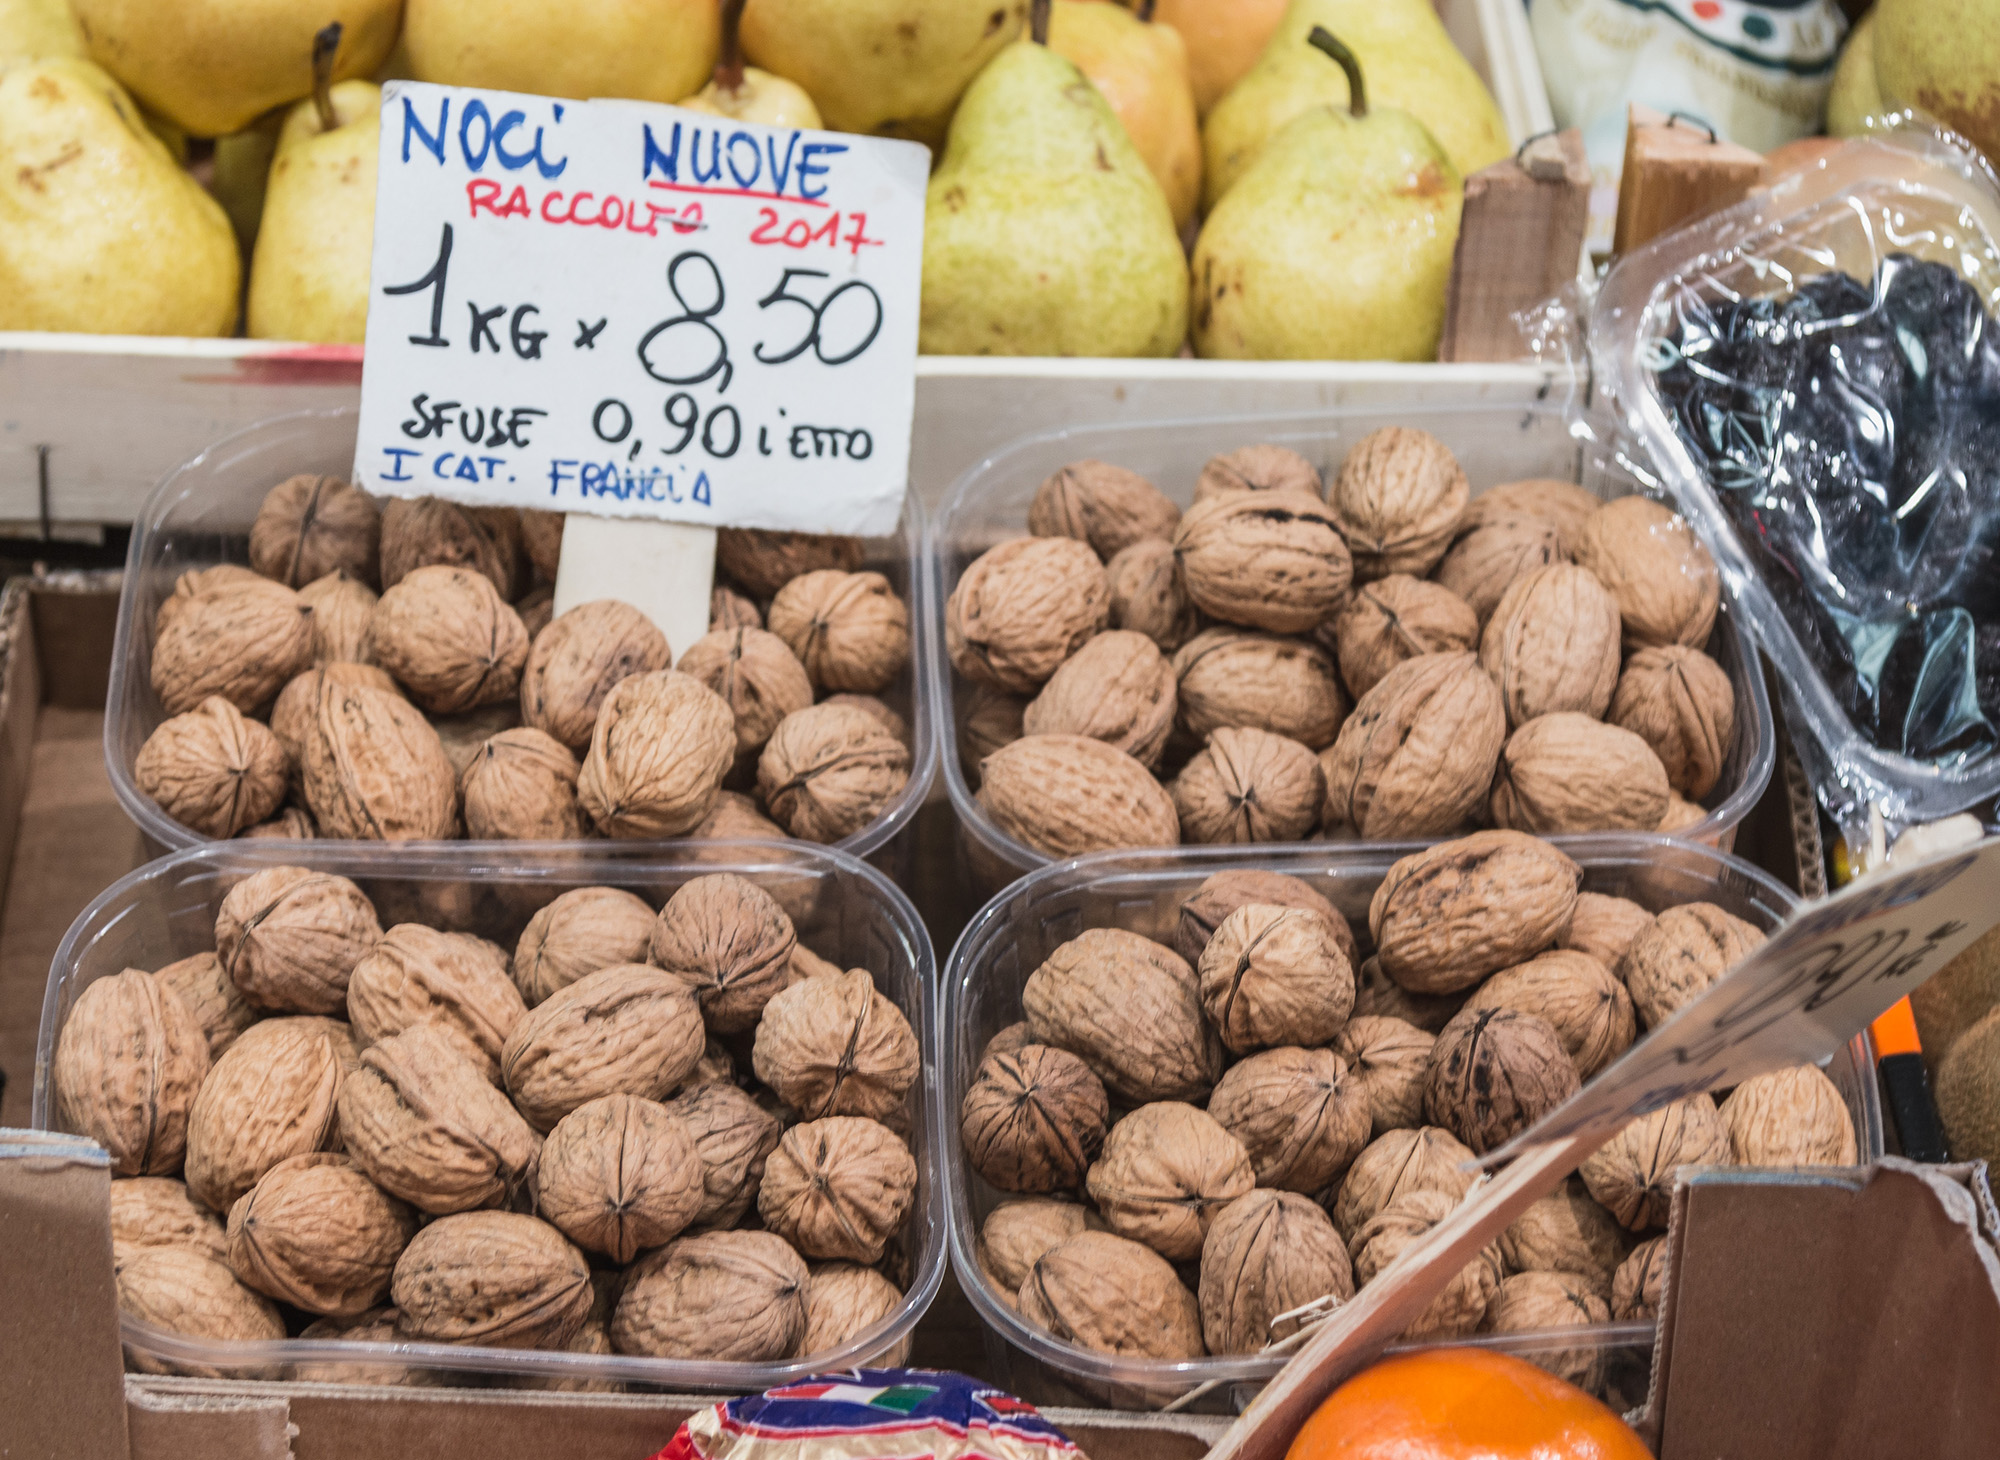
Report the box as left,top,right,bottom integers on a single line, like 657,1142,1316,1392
1172,628,1349,750
501,964,706,1132
430,702,522,780
1023,630,1177,770
537,1095,705,1263
346,922,526,1080
111,1177,229,1265
185,1017,350,1212
766,570,911,694
677,626,813,757
823,693,908,747
978,733,1180,858
226,1152,419,1316
1582,1095,1732,1231
1352,956,1467,1034
757,1116,917,1264
1331,575,1480,699
1423,1007,1581,1156
957,683,1026,786
1465,950,1635,1081
298,570,380,664
1478,564,1622,727
1351,1188,1503,1340
1329,1126,1478,1241
152,577,316,717
136,696,290,838
1461,479,1603,552
1196,444,1323,502
299,678,460,841
520,508,563,583
1105,539,1199,653
1328,427,1469,581
946,536,1110,695
1491,713,1672,835
379,498,525,599
1173,728,1324,844
252,475,382,589
650,874,797,1035
217,865,382,1016
1657,793,1706,834
686,788,789,844
1610,645,1735,800
1563,893,1656,970
611,1229,808,1361
1199,904,1356,1053
1618,903,1765,1031
116,1247,287,1362
1086,1102,1253,1260
520,599,675,755
716,528,864,599
56,969,210,1177
1612,1236,1667,1320
1718,1065,1857,1166
578,671,735,839
711,583,762,632
1501,1178,1628,1292
516,587,556,644
1019,1230,1204,1359
1199,1189,1354,1354
1435,513,1569,627
753,967,921,1122
512,886,657,1008
666,1082,783,1229
1320,652,1506,840
272,663,403,767
1573,495,1720,650
1023,927,1224,1104
1172,490,1353,635
238,807,319,841
758,702,913,844
392,1210,592,1349
960,1044,1109,1194
367,565,530,716
1481,1270,1612,1392
461,728,586,840
979,1199,1091,1300
1177,869,1356,969
1370,831,1582,996
1330,1016,1435,1138
804,1262,909,1366
1029,459,1182,561
1207,1047,1372,1194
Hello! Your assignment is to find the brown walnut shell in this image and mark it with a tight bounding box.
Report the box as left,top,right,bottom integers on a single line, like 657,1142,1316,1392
1018,1230,1203,1359
1370,831,1582,995
271,663,402,767
1172,628,1348,750
803,1262,909,1366
297,678,460,840
1177,869,1356,969
753,968,921,1122
1327,427,1469,581
946,536,1110,694
1580,1095,1731,1230
1573,495,1720,649
823,692,908,746
651,873,796,1034
711,582,762,632
1491,713,1671,834
1351,1188,1502,1340
1319,652,1505,839
252,475,382,589
379,498,524,598
239,807,319,840
1352,956,1467,1033
516,587,556,644
135,696,289,839
1086,1102,1253,1260
116,1247,286,1365
1563,893,1656,969
430,701,521,778
979,1198,1092,1301
1612,1236,1667,1320
1022,630,1176,769
520,598,675,755
461,728,585,840
1104,538,1198,652
367,565,529,715
957,683,1027,785
152,577,315,716
757,1116,917,1264
1029,459,1182,560
978,733,1180,857
55,969,210,1177
537,1094,704,1263
1195,444,1323,502
1435,513,1567,626
1460,479,1602,551
1618,902,1764,1030
1198,903,1355,1053
298,570,381,664
1329,574,1479,699
687,787,788,844
512,886,656,1007
501,964,705,1131
1023,927,1224,1103
226,1152,418,1316
1478,564,1622,726
1329,1126,1477,1241
216,865,381,1016
1609,645,1735,800
1718,1065,1857,1166
577,670,735,839
1658,793,1706,833
185,1016,350,1211
677,625,813,757
346,922,526,1079
758,702,912,843
1199,1189,1353,1354
1329,1016,1436,1139
766,570,911,694
1465,950,1635,1080
1424,1007,1580,1156
519,508,563,583
111,1177,229,1265
1207,1046,1372,1193
1500,1178,1627,1292
666,1082,783,1229
393,1210,591,1348
1481,1270,1612,1391
611,1229,807,1360
1173,727,1324,844
716,528,863,598
959,1044,1109,1194
160,565,265,631
155,951,258,1058
1172,490,1352,634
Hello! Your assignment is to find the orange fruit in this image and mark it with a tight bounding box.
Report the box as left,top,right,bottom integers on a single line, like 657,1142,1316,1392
1285,1349,1653,1460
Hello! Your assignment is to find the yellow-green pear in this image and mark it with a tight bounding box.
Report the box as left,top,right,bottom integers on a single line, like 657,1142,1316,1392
1047,0,1201,229
0,59,238,334
405,0,718,104
0,0,85,66
679,0,822,129
1873,0,2000,160
248,69,379,344
213,112,285,250
921,1,1188,356
1826,14,1884,138
1191,29,1461,362
1201,0,1506,210
70,0,398,137
741,0,1028,145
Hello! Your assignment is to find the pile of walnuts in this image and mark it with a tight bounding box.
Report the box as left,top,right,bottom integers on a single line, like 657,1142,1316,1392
56,865,924,1381
946,433,1737,857
134,477,914,845
959,831,1856,1391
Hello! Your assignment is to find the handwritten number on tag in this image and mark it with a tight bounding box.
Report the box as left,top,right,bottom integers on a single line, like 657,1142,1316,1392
383,223,454,348
755,269,884,367
637,251,734,392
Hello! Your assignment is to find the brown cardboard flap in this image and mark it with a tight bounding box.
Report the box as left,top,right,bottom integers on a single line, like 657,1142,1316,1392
126,1385,293,1460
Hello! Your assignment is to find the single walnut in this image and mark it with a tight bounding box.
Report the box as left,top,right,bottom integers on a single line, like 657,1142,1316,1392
367,565,529,715
1173,727,1324,844
393,1210,591,1348
501,964,705,1131
1105,539,1199,653
1580,1095,1731,1230
959,1044,1109,1193
1492,714,1672,835
1328,427,1469,581
1573,495,1720,649
379,498,524,598
135,696,289,838
1199,904,1355,1053
1320,652,1506,839
677,626,813,757
712,582,762,631
1207,1047,1372,1193
1370,831,1582,996
538,1095,704,1262
758,702,912,843
116,1247,286,1366
238,807,319,841
1329,575,1479,699
298,678,460,840
1352,957,1466,1034
753,968,920,1121
1465,951,1634,1080
758,1116,917,1264
461,728,585,840
577,671,735,838
1086,1102,1253,1260
1029,459,1182,560
516,586,555,643
1177,869,1355,967
1351,1189,1502,1340
1478,564,1623,726
1481,1270,1612,1392
1435,514,1567,626
979,1199,1091,1302
1609,645,1735,800
803,1262,909,1366
1019,1232,1208,1371
666,1082,783,1229
152,577,315,715
1718,1065,1857,1166
512,886,656,1007
55,969,209,1176
1460,479,1602,552
977,734,1179,857
1172,491,1352,634
111,1177,228,1265
1611,1236,1667,1320
1172,628,1348,750
226,1152,418,1315
271,663,402,766
1424,1007,1580,1156
957,683,1027,785
1330,1016,1436,1138
1618,903,1764,1030
160,565,265,633
252,475,382,588
297,570,379,664
716,528,864,598
216,865,381,1015
822,693,908,746
1194,444,1323,502
767,571,911,694
1500,1178,1625,1292
1022,630,1176,769
1329,1126,1477,1241
611,1229,808,1360
518,599,675,754
650,873,796,1033
1023,927,1223,1103
154,952,257,1058
1563,893,1656,969
1200,1190,1353,1354
430,701,522,778
346,922,525,1079
946,536,1110,694
185,1017,350,1211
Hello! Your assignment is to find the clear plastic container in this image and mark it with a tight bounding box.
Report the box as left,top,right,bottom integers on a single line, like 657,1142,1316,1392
927,404,1776,900
940,835,1882,1411
33,838,943,1389
104,406,939,873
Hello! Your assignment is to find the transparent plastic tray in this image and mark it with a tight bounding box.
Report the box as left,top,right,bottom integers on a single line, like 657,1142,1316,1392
940,835,1881,1410
104,406,939,870
33,839,943,1389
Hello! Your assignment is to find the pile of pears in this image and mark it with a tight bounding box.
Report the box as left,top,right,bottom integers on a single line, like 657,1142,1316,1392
0,0,1509,361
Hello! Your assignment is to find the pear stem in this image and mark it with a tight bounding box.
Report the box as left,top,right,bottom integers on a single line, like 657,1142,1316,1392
714,0,747,95
1307,26,1366,118
1030,0,1050,46
310,22,343,133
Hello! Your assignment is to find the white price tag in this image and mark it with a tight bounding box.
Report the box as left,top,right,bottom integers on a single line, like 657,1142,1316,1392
354,81,927,536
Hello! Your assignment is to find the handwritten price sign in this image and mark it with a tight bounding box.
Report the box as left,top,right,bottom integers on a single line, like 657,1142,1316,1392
354,81,927,535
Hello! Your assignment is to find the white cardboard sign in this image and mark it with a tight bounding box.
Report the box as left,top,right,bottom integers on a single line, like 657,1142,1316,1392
353,81,927,536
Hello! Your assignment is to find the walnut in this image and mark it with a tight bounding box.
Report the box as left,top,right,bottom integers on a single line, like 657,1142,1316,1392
1481,1270,1612,1391
367,565,529,715
1370,831,1582,996
1330,1016,1436,1138
347,922,525,1079
54,969,209,1176
1424,1007,1579,1156
1460,479,1602,551
226,1152,418,1315
1500,1178,1626,1291
1023,927,1223,1103
1194,445,1323,502
297,570,379,663
1351,1189,1501,1339
298,678,460,840
1573,496,1720,649
1465,951,1634,1080
1612,1235,1667,1320
803,1262,909,1366
152,576,315,715
1198,904,1355,1052
686,1036,737,1091
822,693,909,746
537,1094,704,1263
946,536,1110,694
1200,1190,1353,1354
687,788,788,843
1172,628,1348,750
1579,1095,1731,1230
393,1210,591,1348
1609,645,1735,800
1492,714,1672,834
1328,427,1469,581
1718,1065,1857,1166
238,807,319,841
516,586,555,643
1478,564,1623,726
957,683,1027,784
959,1044,1108,1193
135,696,289,838
758,701,912,843
501,964,705,1131
1319,652,1505,839
1353,960,1465,1039
271,663,402,765
380,498,525,598
216,865,381,1015
430,701,522,778
1435,514,1567,625
976,734,1179,857
707,581,762,632
153,953,256,1060
252,474,382,588
1173,727,1325,844
611,1229,808,1360
1086,1102,1253,1260
1329,1126,1477,1241
1172,491,1352,634
513,886,656,1007
519,508,563,582
461,728,585,840
767,571,911,694
1030,459,1182,559
980,1021,1037,1067
666,1082,783,1229
517,599,674,755
161,565,266,630
758,1116,917,1264
978,1199,1091,1302
1207,1047,1371,1193
650,873,795,1033
116,1247,286,1366
1329,575,1479,699
1018,1230,1203,1359
1658,793,1706,833
753,968,920,1121
1105,539,1200,653
185,1017,350,1211
576,670,735,839
111,1177,228,1265
676,626,813,757
1176,868,1355,968
716,528,864,598
1022,630,1176,769
1618,903,1764,1030
1563,893,1656,969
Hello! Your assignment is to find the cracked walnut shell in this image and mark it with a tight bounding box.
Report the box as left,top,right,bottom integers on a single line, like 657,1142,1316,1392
1173,727,1324,845
651,873,796,1034
1029,459,1182,560
154,952,257,1059
1435,513,1567,626
226,1153,417,1316
1195,444,1322,502
152,576,315,717
676,626,813,757
753,968,920,1122
56,968,209,1177
111,1177,228,1266
1573,496,1719,650
666,1082,783,1229
185,1016,350,1212
1610,645,1735,800
766,570,911,694
1580,1095,1731,1231
946,536,1109,694
501,964,705,1131
1370,832,1581,996
577,671,734,839
379,498,524,598
1087,1102,1253,1261
1105,539,1199,653
1329,1126,1477,1241
135,696,289,839
1328,427,1468,581
1199,903,1355,1053
216,865,381,1016
512,886,657,1007
1491,714,1671,835
757,1116,917,1264
758,702,912,843
611,1229,807,1361
1329,575,1479,699
1177,869,1355,968
1424,1007,1580,1156
1207,1047,1371,1194
1465,951,1634,1080
1199,1190,1353,1355
1331,1016,1436,1138
1022,630,1176,770
1478,564,1622,726
1172,629,1347,750
716,528,863,599
959,1044,1109,1194
461,728,585,840
1618,903,1764,1030
367,565,529,715
1171,490,1352,635
1352,1188,1501,1340
1718,1065,1856,1166
520,599,675,755
298,678,459,840
1023,928,1223,1104
978,734,1179,858
346,922,525,1080
1319,652,1505,840
537,1094,704,1263
252,474,382,589
1019,1230,1203,1360
393,1211,591,1349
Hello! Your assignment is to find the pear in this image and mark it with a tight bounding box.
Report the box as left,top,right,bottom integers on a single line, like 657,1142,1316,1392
1149,0,1288,116
70,0,397,137
1825,13,1884,138
213,113,285,251
0,59,238,334
1873,0,2000,160
405,0,717,104
679,0,822,129
0,0,85,66
1201,0,1506,210
1191,29,1461,362
741,0,1027,145
1047,0,1201,229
